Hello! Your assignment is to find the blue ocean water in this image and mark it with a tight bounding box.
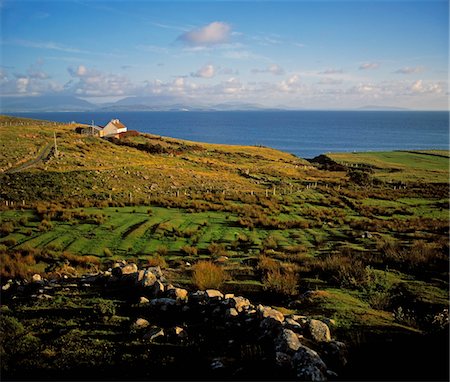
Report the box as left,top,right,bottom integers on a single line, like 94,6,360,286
6,111,449,158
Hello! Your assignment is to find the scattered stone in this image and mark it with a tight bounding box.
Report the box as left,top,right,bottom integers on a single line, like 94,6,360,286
138,270,157,288
148,280,164,297
31,274,42,282
308,319,331,343
275,328,301,353
284,317,303,333
121,263,138,275
224,293,235,299
166,287,188,301
226,296,251,312
133,318,150,330
143,327,165,342
37,294,53,300
139,296,150,304
226,308,239,318
257,304,284,323
293,345,329,381
205,289,224,299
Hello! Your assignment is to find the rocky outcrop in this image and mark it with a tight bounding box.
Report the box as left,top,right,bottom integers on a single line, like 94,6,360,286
2,263,347,381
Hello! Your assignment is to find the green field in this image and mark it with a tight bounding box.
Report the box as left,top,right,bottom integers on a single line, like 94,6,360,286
1,116,449,368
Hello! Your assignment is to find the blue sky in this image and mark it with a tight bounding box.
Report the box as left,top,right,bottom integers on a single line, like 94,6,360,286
1,0,448,109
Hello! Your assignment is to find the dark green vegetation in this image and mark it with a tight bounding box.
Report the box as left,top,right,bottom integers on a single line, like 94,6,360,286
1,115,449,380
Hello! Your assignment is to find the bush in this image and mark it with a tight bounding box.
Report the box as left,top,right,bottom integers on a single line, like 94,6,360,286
0,222,15,236
192,261,225,290
207,242,227,258
38,219,52,232
156,245,168,257
146,254,167,268
263,267,298,296
181,245,197,256
94,299,116,318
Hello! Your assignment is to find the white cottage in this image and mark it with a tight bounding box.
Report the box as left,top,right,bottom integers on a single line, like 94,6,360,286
99,119,127,137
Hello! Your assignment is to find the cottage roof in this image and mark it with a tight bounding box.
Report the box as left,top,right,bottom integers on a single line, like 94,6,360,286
110,119,126,129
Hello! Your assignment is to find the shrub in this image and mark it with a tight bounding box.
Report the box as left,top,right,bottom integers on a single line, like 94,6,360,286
207,242,227,258
192,261,225,290
0,222,15,236
94,299,116,318
38,219,52,232
263,267,298,296
181,245,197,256
2,238,17,247
156,245,168,257
146,254,167,268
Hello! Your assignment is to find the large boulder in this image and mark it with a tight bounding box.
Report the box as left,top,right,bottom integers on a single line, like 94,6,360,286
293,345,329,381
275,328,302,353
320,340,347,371
307,319,331,343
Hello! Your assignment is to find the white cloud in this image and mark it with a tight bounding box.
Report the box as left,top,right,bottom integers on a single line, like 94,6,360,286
252,64,285,76
66,65,134,97
279,74,301,92
410,79,444,94
395,66,424,74
359,62,380,70
191,64,215,78
177,21,231,46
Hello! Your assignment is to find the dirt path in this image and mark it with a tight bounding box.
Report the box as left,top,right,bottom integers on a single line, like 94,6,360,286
6,142,53,173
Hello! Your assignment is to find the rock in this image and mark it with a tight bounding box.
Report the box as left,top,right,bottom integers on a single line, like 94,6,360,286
293,345,328,381
275,351,292,368
205,289,224,299
37,294,53,300
122,263,138,275
167,326,186,339
189,290,207,304
210,358,226,370
308,319,331,342
166,287,188,301
143,327,165,342
133,318,150,330
148,280,165,298
225,296,251,313
149,298,177,311
226,308,239,318
147,266,163,278
139,296,150,304
284,317,303,333
275,328,301,353
320,340,347,370
257,304,284,323
224,293,235,299
138,270,157,288
32,274,42,282
111,266,122,277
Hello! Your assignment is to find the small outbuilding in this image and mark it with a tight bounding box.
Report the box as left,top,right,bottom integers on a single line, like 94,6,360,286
100,119,127,138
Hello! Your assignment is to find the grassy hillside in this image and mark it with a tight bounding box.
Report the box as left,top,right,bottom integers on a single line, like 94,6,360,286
1,115,449,377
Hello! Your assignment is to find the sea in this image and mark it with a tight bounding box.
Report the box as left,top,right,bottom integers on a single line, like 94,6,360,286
5,110,449,159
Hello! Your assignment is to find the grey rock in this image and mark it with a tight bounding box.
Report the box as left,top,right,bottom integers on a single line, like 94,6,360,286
31,274,42,282
284,317,303,333
308,319,331,342
226,308,239,317
276,328,301,353
293,345,328,381
139,296,150,304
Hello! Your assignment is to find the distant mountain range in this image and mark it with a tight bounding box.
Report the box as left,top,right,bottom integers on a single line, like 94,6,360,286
0,96,412,112
0,95,278,112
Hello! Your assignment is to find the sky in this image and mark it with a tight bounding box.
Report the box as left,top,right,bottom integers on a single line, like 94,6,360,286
0,0,448,110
